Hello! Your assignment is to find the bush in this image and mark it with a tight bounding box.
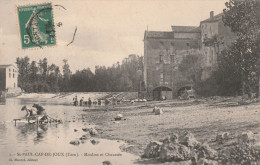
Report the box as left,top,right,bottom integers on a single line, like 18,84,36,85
219,143,260,164
194,69,242,97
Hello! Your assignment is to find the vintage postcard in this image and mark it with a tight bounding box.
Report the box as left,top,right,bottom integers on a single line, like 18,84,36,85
0,0,260,165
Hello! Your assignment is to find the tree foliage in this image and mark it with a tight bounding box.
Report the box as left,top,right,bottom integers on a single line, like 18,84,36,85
16,55,144,93
222,0,260,97
197,0,260,97
178,53,203,83
16,57,62,93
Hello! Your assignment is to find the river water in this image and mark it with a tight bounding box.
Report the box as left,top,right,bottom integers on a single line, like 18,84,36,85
0,98,138,165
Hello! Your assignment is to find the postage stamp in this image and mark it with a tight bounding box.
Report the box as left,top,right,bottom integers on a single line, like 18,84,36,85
17,3,56,49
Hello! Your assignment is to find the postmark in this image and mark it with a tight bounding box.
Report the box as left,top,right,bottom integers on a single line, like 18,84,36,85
17,3,56,49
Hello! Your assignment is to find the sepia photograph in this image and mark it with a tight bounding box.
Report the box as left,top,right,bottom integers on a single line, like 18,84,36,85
0,0,260,164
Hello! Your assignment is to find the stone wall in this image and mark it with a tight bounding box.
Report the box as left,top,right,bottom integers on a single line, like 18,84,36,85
144,36,201,99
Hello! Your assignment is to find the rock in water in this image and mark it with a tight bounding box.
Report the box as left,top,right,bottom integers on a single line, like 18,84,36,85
70,140,80,145
90,139,100,145
81,140,85,144
89,128,98,136
115,114,123,121
142,141,162,158
154,108,163,115
82,128,90,132
79,134,89,140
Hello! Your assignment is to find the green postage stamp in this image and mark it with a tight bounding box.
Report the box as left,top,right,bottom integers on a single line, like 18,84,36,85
17,3,56,49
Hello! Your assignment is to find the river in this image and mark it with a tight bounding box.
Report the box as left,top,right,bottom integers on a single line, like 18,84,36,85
0,98,138,165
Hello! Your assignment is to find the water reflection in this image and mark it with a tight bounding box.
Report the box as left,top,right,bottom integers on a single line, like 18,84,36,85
0,97,138,165
0,98,6,105
34,124,48,144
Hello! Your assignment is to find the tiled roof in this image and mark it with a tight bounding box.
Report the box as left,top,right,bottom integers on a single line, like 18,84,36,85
144,31,174,39
200,13,223,23
171,26,200,33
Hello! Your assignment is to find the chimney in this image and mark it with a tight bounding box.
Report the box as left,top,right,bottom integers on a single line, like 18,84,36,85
210,11,214,19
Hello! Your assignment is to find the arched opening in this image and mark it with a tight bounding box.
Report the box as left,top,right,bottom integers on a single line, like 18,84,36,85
153,86,172,100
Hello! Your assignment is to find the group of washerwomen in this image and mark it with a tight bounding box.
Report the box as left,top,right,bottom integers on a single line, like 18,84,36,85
73,96,93,106
21,104,49,123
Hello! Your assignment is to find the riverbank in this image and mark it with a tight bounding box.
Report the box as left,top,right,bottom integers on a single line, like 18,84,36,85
82,98,260,164
17,92,138,105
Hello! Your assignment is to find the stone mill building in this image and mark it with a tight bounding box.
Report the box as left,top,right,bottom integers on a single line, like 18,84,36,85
143,11,236,100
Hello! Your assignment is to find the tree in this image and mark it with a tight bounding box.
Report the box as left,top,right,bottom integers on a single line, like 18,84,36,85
223,0,260,97
47,64,61,92
16,56,30,91
70,68,94,92
214,44,243,96
15,55,145,93
62,59,72,79
203,34,225,65
61,59,72,92
178,53,203,83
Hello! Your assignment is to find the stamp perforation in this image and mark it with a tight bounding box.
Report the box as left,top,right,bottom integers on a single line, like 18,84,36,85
16,2,58,50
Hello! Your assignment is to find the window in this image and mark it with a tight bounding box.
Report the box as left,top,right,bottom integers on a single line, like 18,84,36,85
170,55,174,63
13,73,15,78
13,69,15,72
160,73,164,82
186,43,190,47
9,69,11,72
171,42,174,46
159,55,163,63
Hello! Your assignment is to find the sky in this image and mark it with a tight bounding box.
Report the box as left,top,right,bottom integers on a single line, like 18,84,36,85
0,0,228,73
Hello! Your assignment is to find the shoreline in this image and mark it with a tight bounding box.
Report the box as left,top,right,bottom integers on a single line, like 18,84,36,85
81,99,260,159
2,94,260,164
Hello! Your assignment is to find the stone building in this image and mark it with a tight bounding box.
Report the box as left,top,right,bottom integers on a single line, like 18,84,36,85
144,11,236,100
200,11,236,79
144,27,201,100
0,64,18,91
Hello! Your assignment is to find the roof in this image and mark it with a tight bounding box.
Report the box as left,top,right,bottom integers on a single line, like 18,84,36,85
0,64,17,69
200,13,223,23
171,26,201,33
144,31,174,39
